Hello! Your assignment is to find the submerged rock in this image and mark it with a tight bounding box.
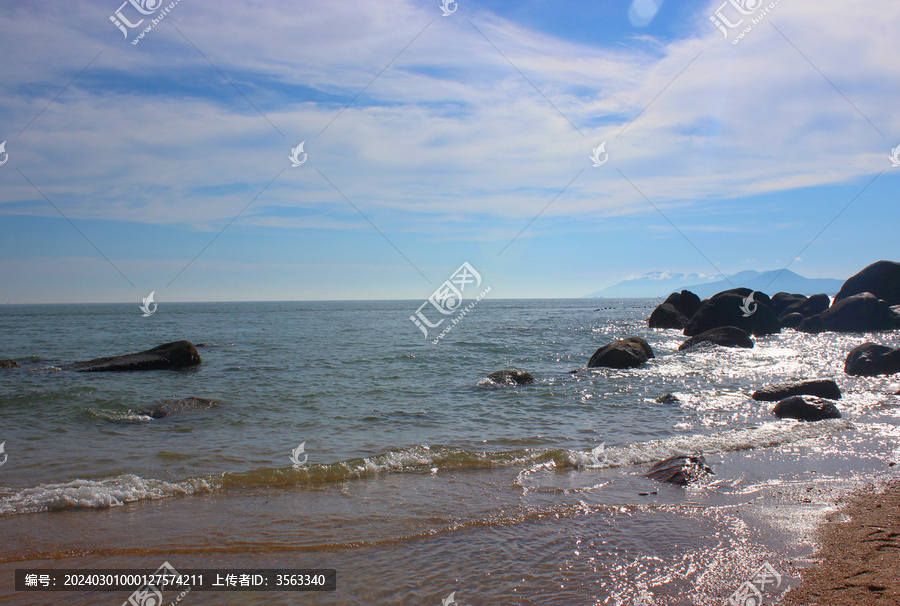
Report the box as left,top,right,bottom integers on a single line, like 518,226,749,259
844,343,900,377
145,397,219,419
678,326,753,351
487,369,534,385
752,379,842,402
772,396,841,421
0,360,19,369
644,455,712,485
656,393,680,404
835,260,900,307
588,337,654,369
66,340,202,372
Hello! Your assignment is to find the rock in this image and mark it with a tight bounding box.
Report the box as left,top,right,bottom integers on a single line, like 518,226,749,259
656,393,680,404
648,303,689,329
772,396,842,421
663,290,702,319
0,360,19,369
819,292,898,332
781,313,804,329
772,292,807,316
797,315,826,334
778,293,831,321
487,369,534,385
678,326,754,351
588,337,654,369
835,260,900,307
644,455,712,485
683,292,781,337
145,397,218,419
66,340,202,372
844,343,900,377
752,379,842,402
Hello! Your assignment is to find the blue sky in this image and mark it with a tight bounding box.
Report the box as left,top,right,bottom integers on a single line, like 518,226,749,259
0,0,898,303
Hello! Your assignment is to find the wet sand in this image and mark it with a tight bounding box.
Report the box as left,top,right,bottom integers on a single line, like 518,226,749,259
782,479,900,605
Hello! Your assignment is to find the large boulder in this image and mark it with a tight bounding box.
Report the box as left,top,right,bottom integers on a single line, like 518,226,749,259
66,340,202,372
818,292,898,332
778,293,830,321
648,303,689,329
663,290,702,319
797,315,826,334
644,455,712,485
835,260,900,307
0,360,19,369
844,343,900,376
588,337,654,369
773,396,841,421
683,291,780,337
772,292,807,316
678,326,754,351
487,369,534,385
145,397,219,419
752,379,842,402
780,313,804,329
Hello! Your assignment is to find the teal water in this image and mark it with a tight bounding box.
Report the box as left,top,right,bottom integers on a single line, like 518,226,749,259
0,300,898,605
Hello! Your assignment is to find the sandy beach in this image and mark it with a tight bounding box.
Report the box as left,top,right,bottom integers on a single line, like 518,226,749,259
783,479,900,605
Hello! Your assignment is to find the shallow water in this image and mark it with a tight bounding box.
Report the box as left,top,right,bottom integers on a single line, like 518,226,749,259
0,299,898,604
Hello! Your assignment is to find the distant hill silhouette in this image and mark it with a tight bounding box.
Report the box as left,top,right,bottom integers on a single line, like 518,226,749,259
586,269,844,298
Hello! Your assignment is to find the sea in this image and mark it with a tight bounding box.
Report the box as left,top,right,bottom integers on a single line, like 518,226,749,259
0,299,898,605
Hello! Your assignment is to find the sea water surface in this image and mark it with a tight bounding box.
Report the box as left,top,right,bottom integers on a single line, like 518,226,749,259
0,299,899,605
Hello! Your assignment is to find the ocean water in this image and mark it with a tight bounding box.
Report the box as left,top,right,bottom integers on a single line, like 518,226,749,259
0,299,899,605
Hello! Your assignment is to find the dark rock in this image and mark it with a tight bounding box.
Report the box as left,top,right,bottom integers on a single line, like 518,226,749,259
66,340,202,372
844,343,900,377
781,313,804,329
487,369,534,385
145,397,219,419
645,455,712,485
772,292,807,316
648,303,689,329
678,326,754,351
797,315,826,334
0,360,19,369
683,292,781,337
779,294,831,321
588,337,654,369
663,290,702,319
752,379,842,402
835,260,900,307
656,393,680,404
820,292,898,332
772,396,841,421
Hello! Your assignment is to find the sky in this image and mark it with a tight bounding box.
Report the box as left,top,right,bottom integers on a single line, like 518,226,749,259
0,0,898,303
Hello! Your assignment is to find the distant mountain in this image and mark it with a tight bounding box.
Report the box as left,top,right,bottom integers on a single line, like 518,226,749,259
586,269,844,298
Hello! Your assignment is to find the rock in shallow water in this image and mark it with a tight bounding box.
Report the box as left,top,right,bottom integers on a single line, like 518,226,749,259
487,369,534,385
644,455,712,485
752,379,842,402
648,303,689,329
66,340,202,372
588,337,654,369
772,396,841,421
678,326,753,351
0,360,19,369
844,343,900,377
145,397,219,419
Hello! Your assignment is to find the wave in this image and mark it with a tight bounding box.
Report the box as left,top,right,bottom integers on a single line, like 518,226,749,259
0,420,850,516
